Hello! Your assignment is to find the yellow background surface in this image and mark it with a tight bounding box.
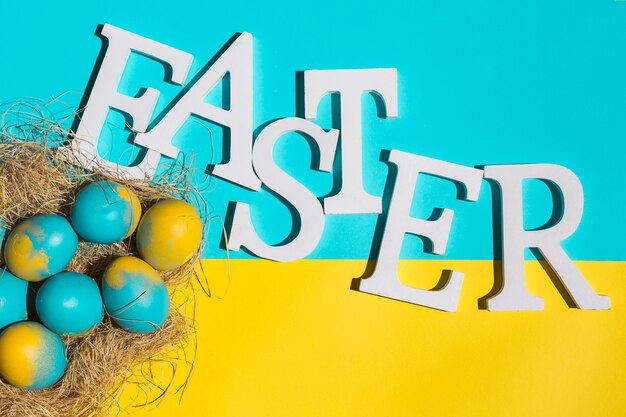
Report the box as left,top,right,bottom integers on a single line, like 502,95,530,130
127,260,626,417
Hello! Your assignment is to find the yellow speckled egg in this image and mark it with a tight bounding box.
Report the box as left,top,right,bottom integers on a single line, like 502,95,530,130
0,321,67,390
136,199,202,271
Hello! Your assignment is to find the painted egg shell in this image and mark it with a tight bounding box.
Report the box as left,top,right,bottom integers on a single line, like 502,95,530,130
0,220,6,264
137,199,202,271
0,269,29,330
4,214,78,282
70,181,142,244
102,256,170,334
0,321,67,390
36,272,104,335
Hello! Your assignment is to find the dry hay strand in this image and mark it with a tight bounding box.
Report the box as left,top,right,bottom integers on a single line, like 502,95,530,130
0,97,212,417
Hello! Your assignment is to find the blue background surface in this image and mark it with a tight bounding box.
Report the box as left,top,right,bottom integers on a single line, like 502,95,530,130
0,0,624,261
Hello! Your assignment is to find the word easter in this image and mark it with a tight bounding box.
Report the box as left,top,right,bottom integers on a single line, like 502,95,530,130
67,24,609,313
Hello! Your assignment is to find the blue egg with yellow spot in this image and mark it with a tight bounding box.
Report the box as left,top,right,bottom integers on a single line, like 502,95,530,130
4,214,78,282
36,272,104,335
102,256,170,334
0,321,67,390
70,181,142,244
0,269,29,329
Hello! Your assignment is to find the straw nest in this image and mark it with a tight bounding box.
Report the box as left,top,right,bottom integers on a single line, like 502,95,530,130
0,97,213,417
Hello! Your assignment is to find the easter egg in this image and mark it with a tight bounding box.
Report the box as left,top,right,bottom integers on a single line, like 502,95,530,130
0,269,29,329
36,272,104,335
4,214,78,282
70,181,142,244
102,256,170,334
0,220,6,264
136,199,202,271
0,321,67,390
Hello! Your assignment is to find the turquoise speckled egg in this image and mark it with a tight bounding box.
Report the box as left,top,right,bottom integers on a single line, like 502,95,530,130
70,181,142,244
36,272,104,335
0,321,67,390
0,269,29,329
4,214,78,282
102,256,170,334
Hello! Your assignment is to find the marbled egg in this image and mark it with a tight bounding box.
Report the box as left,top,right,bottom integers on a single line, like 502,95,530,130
0,269,29,329
70,181,142,244
102,256,170,334
0,321,67,390
4,214,78,282
136,199,202,271
36,272,104,335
